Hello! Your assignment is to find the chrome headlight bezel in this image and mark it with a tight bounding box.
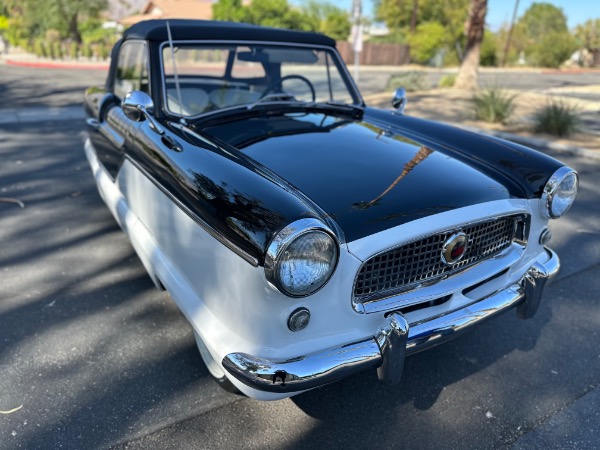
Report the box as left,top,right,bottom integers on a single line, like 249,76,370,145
540,166,578,219
265,218,339,298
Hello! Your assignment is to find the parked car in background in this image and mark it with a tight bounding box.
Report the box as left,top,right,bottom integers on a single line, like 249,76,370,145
84,19,578,400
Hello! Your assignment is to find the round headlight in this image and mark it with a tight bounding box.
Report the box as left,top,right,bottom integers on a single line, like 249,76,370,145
541,167,578,219
265,219,339,298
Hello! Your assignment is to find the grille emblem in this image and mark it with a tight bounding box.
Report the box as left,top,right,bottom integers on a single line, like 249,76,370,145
441,232,468,265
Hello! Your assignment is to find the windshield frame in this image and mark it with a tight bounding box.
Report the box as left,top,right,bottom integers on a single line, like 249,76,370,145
158,40,364,121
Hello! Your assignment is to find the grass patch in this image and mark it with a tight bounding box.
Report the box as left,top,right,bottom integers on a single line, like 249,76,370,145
438,74,456,88
471,87,517,123
386,71,429,92
533,99,581,137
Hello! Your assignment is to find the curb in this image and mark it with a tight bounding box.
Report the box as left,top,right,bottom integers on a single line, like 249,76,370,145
5,58,109,70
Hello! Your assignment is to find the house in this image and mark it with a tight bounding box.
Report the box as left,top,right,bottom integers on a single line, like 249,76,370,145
120,0,213,26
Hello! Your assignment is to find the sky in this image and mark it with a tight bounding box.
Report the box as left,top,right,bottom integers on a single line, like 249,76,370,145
326,0,592,30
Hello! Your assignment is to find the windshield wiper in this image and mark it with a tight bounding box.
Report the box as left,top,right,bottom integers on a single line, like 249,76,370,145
246,93,296,110
310,100,363,112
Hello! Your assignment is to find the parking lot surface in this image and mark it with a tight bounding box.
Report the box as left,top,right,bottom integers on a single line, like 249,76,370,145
1,64,599,449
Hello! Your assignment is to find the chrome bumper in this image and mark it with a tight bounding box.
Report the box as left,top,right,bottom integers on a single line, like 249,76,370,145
222,249,560,393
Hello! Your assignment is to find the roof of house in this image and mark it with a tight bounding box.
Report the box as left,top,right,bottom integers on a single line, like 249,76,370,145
123,19,337,47
120,0,212,26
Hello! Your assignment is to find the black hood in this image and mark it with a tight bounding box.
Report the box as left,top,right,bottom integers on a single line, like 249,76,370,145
202,110,545,242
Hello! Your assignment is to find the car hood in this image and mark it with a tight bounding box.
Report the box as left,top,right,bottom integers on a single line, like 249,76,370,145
200,110,553,243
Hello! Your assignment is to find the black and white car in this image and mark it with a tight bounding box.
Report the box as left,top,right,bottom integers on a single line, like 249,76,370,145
83,19,578,400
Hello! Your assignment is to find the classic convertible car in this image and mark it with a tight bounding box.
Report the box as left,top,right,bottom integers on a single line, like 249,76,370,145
84,19,578,400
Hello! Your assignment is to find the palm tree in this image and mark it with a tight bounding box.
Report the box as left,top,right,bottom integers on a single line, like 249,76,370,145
455,0,488,90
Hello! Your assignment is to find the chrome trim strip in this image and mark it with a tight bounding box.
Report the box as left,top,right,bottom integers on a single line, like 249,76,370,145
123,154,259,267
222,249,560,393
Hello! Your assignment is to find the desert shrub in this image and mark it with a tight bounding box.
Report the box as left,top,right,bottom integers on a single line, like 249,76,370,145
533,99,580,136
387,71,429,91
472,87,517,123
408,22,446,64
438,74,457,88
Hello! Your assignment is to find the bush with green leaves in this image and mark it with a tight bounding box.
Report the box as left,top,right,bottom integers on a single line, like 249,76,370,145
69,42,78,60
529,31,577,68
471,87,517,123
480,30,497,66
369,31,408,44
438,74,456,88
407,21,446,64
533,99,580,137
34,40,47,58
81,42,93,59
51,41,63,60
98,43,109,60
387,71,429,92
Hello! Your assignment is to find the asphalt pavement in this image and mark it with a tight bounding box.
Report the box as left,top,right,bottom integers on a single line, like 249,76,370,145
1,62,600,449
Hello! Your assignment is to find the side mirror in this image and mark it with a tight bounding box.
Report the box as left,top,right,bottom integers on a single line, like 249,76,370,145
391,88,407,113
122,91,164,135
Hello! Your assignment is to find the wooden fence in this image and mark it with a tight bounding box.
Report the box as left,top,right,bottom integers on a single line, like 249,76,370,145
336,41,410,66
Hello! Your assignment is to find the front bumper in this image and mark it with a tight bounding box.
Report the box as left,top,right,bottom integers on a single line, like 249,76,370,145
222,249,560,393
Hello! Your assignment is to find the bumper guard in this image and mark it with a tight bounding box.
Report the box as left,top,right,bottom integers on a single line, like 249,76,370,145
222,249,560,393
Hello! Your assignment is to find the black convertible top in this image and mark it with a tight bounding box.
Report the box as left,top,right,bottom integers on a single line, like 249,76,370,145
124,19,336,47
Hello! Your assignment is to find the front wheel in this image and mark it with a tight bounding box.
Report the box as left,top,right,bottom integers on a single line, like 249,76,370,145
194,331,241,394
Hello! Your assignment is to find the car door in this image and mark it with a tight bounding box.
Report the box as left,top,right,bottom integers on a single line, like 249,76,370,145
88,40,150,180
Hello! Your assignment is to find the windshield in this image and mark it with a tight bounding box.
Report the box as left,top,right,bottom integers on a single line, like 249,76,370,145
161,43,360,118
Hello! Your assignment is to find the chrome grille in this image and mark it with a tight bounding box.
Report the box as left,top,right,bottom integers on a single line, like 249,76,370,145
354,215,527,303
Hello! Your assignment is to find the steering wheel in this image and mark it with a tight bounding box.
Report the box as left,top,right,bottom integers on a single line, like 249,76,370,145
261,74,316,102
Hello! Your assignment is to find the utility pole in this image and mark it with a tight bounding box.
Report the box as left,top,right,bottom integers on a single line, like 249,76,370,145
351,0,362,82
501,0,520,66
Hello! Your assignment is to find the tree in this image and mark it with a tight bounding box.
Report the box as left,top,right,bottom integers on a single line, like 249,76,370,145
376,0,469,63
480,29,497,66
407,21,446,64
212,0,248,22
212,0,350,38
518,2,568,39
513,2,575,67
1,0,107,43
302,0,351,40
529,31,577,67
575,19,600,51
454,0,487,89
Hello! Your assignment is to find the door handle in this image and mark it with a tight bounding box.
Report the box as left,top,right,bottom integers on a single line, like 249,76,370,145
161,135,183,152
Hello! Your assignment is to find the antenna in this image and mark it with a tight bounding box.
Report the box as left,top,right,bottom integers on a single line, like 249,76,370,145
166,21,185,124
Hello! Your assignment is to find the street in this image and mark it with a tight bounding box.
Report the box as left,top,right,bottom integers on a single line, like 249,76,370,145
0,65,599,449
1,64,600,108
